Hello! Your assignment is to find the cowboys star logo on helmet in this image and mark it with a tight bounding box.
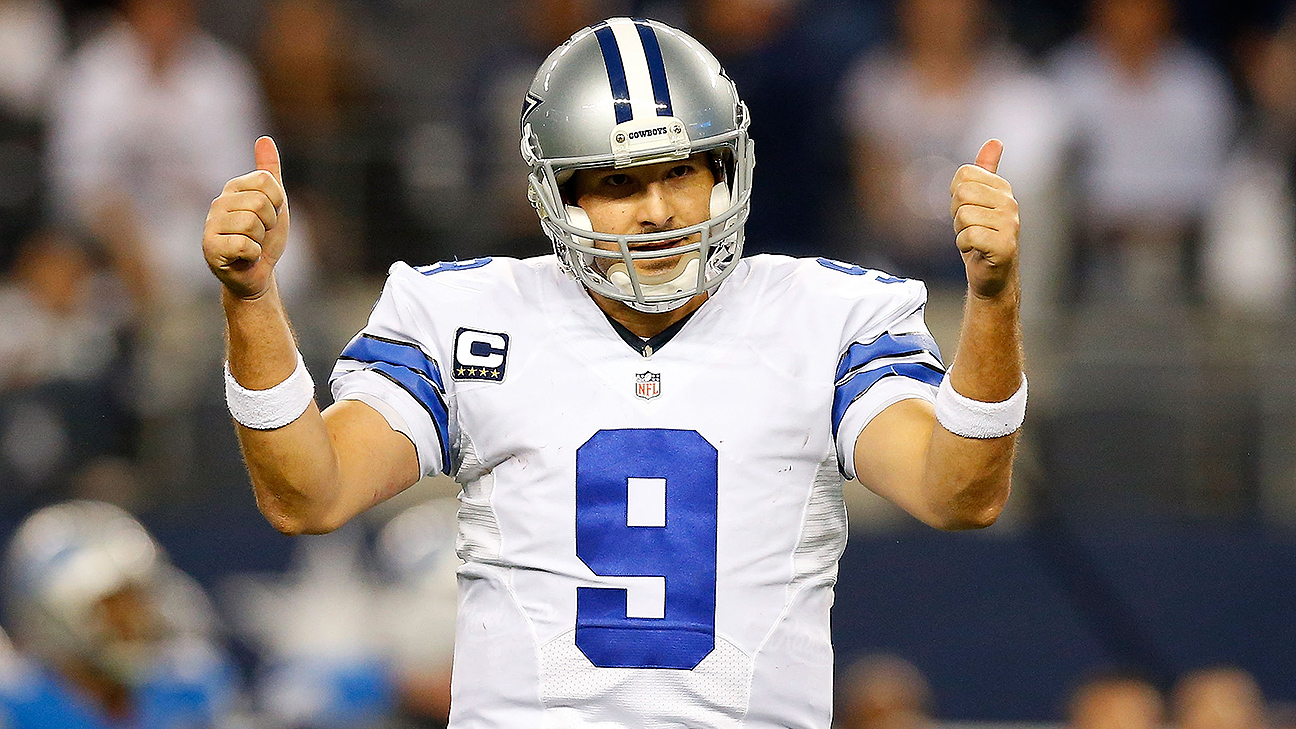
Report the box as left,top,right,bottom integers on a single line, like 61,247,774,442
520,17,755,314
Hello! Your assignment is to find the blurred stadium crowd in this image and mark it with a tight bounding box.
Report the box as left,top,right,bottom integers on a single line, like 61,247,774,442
0,0,1293,726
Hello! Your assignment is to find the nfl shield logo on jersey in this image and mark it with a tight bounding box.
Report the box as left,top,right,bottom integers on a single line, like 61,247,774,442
635,371,661,400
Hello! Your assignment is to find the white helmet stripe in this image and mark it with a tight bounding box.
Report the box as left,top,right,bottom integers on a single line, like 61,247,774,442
607,18,660,122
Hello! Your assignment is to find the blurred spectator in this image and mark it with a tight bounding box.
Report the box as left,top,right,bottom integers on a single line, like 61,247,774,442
45,0,316,499
1,500,245,727
838,0,1065,292
690,0,807,254
0,0,63,118
45,0,309,308
259,0,367,157
0,227,132,508
1050,0,1235,304
1203,7,1296,317
71,454,150,513
393,0,622,262
834,653,935,729
691,0,884,257
0,0,63,268
255,0,381,277
0,226,124,388
1173,666,1270,729
375,497,459,726
1068,670,1164,729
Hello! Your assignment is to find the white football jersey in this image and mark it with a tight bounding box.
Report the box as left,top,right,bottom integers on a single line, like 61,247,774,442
330,254,944,728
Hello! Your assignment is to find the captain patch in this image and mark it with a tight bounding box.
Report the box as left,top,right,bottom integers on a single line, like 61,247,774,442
453,328,509,382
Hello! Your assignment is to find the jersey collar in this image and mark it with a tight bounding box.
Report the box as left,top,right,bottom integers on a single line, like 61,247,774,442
600,308,699,358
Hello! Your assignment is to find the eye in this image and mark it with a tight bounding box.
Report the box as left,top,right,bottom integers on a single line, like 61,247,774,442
666,164,694,179
602,174,630,187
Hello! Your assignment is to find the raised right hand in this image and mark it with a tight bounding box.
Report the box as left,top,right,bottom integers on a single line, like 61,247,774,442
949,138,1019,301
203,136,290,300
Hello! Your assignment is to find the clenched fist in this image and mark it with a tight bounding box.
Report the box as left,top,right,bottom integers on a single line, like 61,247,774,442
949,139,1020,300
204,136,290,300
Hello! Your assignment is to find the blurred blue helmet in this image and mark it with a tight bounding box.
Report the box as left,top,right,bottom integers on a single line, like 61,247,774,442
2,501,215,684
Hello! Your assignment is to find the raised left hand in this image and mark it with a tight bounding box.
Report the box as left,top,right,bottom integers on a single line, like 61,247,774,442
949,139,1019,300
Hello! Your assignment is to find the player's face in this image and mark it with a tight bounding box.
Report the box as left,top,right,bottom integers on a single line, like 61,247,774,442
95,585,163,645
569,153,716,283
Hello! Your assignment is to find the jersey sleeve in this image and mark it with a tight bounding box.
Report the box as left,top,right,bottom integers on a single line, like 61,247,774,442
830,274,945,480
329,264,451,477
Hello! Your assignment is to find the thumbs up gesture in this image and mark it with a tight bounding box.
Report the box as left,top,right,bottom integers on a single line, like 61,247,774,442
203,136,291,300
949,139,1020,300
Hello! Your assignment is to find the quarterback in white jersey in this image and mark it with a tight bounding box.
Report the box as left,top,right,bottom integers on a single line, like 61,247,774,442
202,17,1024,729
330,255,941,726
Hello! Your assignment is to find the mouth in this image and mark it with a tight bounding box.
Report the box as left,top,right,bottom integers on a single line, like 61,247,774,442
630,235,690,252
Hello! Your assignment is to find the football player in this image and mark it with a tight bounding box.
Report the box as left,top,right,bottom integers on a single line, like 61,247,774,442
1,500,243,728
203,17,1022,728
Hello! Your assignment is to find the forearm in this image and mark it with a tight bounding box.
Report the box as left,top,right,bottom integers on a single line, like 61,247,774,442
947,280,1023,400
858,138,1023,530
224,281,344,534
920,278,1023,528
210,138,417,533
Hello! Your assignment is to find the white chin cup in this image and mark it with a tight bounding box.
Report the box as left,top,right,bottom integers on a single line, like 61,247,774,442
608,255,700,298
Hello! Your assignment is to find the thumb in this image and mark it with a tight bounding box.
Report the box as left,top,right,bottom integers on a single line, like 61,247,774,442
254,135,283,185
975,138,1004,174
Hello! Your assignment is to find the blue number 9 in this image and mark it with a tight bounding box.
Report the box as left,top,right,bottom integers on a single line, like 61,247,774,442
575,429,718,670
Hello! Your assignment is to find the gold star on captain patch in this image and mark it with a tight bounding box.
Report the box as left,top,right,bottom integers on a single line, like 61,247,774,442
457,367,467,377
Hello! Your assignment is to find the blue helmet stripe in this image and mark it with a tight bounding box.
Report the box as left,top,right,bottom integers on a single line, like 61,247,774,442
593,23,633,124
633,19,673,116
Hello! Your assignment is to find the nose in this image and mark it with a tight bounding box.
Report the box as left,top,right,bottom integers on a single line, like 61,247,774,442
635,181,674,231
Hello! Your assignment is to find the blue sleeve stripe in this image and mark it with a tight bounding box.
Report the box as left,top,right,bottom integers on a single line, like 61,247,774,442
369,363,452,474
633,19,673,116
832,363,945,437
835,333,943,382
340,334,444,390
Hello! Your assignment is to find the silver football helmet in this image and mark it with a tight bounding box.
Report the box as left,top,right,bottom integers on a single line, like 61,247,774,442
2,501,215,683
522,17,755,313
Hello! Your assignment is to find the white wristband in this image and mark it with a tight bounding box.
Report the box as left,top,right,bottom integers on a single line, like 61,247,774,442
934,374,1027,439
224,351,315,430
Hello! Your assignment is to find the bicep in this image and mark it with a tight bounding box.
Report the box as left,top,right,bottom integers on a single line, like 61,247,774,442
851,397,941,526
323,399,423,514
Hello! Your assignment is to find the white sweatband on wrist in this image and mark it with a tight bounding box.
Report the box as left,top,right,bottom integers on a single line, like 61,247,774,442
224,351,315,430
934,374,1027,439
